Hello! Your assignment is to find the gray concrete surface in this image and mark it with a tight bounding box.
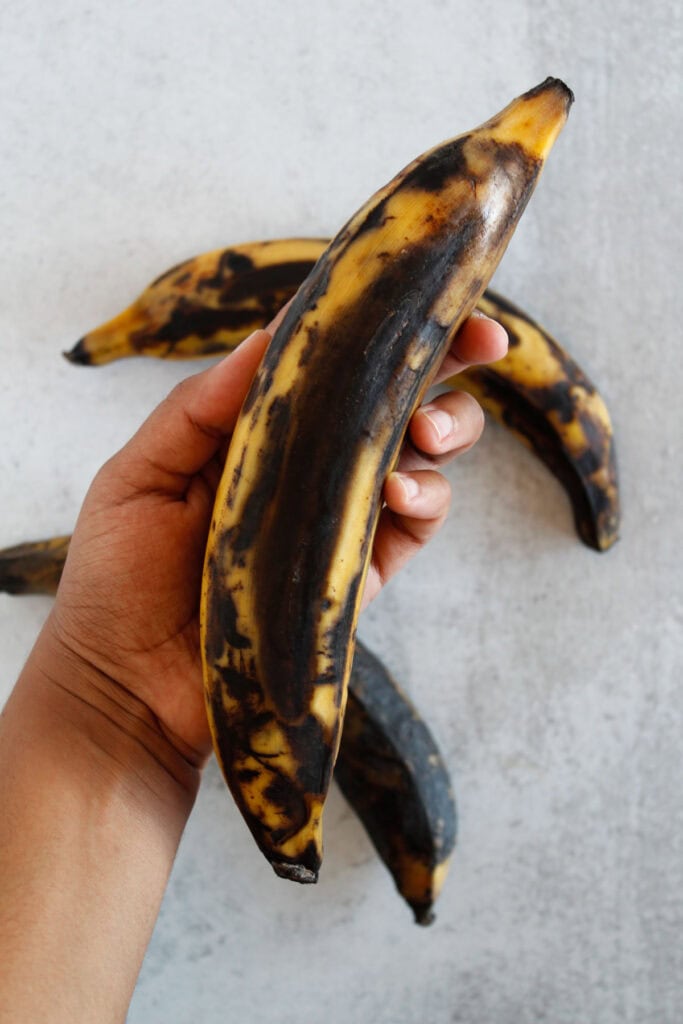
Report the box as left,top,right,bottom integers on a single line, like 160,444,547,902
1,1,681,1021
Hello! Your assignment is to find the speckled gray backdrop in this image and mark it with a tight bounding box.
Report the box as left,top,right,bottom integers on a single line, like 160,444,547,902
1,0,682,1021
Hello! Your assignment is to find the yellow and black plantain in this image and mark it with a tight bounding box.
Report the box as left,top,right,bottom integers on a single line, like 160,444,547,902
0,536,457,922
461,292,619,550
65,238,329,366
63,237,325,366
338,640,456,925
200,78,573,882
64,253,619,554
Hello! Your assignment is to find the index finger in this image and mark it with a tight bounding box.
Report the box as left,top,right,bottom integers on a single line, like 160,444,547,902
431,311,508,385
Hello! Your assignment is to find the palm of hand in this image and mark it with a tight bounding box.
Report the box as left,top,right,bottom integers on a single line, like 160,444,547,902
54,472,217,761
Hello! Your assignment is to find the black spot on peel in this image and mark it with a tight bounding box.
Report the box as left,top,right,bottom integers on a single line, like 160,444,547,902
403,135,474,193
297,324,319,368
129,301,263,355
224,250,255,273
226,444,247,510
262,774,306,831
288,715,328,793
247,710,276,735
352,199,396,239
226,395,291,557
197,249,255,292
266,393,292,431
526,379,594,425
217,261,316,304
217,663,260,703
503,324,523,348
204,573,251,662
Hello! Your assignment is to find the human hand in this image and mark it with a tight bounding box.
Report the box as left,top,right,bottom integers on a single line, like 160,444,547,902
38,309,507,768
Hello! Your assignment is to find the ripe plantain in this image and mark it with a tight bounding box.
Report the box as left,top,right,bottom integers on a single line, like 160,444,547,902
338,640,457,925
200,78,574,882
64,260,619,555
65,238,329,366
460,291,619,550
0,536,457,922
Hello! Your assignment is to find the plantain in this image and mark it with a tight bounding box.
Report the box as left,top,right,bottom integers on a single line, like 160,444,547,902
338,640,456,925
200,78,573,882
459,291,619,550
0,535,457,922
64,238,329,365
64,262,619,556
0,535,71,595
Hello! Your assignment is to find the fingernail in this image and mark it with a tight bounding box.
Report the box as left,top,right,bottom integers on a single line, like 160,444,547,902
393,472,419,501
421,406,456,442
241,328,266,345
470,308,494,321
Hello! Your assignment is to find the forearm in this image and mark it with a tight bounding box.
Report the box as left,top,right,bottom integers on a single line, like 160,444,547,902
0,627,199,1024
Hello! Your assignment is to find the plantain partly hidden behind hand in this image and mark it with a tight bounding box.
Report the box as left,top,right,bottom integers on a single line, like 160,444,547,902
0,536,71,595
200,78,574,882
460,291,618,550
340,640,457,925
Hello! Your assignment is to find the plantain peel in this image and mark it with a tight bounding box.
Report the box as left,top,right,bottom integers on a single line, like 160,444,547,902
452,291,619,550
200,78,573,883
0,536,71,595
64,238,329,365
337,642,457,925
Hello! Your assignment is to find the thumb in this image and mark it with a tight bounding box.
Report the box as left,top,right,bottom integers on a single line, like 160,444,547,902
110,327,271,500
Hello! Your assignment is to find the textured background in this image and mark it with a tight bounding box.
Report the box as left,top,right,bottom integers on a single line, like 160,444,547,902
1,1,682,1021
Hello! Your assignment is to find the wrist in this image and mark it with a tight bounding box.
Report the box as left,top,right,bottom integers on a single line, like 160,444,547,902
0,616,200,1023
22,614,202,812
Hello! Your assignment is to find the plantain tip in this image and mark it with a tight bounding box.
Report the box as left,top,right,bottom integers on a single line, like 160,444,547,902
527,76,575,112
63,338,93,365
411,903,436,926
270,860,319,885
0,575,25,595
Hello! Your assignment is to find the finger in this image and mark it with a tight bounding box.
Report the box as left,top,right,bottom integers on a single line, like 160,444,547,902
432,311,508,386
361,469,451,607
114,327,271,499
398,390,485,471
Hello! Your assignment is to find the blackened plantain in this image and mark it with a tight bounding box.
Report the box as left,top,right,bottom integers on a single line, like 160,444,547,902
337,641,456,925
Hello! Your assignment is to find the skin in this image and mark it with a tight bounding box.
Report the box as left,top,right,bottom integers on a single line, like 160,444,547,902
0,308,506,1024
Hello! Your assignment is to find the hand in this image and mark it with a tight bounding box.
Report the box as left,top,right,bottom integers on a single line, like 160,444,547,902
0,310,506,1023
42,309,507,767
